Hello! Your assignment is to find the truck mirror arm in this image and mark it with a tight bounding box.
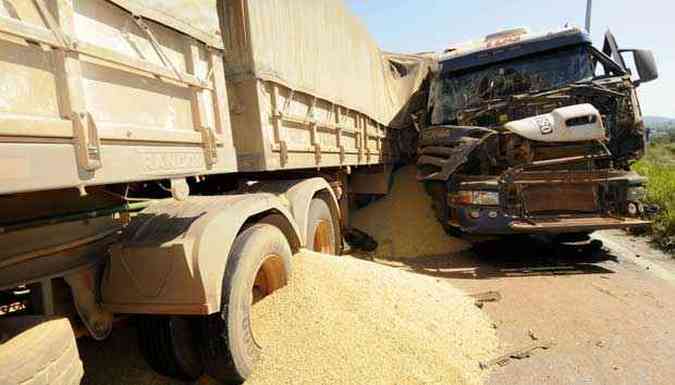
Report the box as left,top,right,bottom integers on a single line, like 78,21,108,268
589,46,626,77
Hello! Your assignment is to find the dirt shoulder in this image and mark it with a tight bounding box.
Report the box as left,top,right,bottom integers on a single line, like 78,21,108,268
420,235,675,385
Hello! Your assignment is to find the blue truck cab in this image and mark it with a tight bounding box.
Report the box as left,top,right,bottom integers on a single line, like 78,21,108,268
417,27,658,236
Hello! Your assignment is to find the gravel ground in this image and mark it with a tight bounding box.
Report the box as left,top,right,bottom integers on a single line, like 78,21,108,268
246,251,498,385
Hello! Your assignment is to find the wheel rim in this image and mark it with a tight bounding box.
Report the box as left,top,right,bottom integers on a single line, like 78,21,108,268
251,254,287,348
252,254,286,304
313,220,333,254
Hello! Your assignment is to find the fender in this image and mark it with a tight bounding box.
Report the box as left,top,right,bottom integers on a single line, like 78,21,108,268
284,178,340,247
244,178,340,248
101,194,301,315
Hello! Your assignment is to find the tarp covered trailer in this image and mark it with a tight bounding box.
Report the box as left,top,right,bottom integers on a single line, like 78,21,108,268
0,1,430,383
0,0,429,195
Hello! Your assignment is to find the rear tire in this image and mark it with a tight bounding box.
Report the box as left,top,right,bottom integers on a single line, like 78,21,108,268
0,316,83,385
137,315,203,381
201,224,292,383
307,196,339,254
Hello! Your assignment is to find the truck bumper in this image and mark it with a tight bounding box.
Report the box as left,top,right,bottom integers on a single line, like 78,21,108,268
449,169,651,236
452,206,651,235
508,216,651,233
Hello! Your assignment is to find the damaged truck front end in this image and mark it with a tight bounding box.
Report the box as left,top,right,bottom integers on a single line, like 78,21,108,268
418,27,658,236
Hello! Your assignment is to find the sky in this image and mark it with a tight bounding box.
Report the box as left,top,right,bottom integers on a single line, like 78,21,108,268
346,0,674,117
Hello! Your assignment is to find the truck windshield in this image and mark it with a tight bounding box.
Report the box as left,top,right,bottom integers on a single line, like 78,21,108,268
430,44,595,125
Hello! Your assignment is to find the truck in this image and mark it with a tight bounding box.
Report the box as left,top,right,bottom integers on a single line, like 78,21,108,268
417,27,658,239
0,1,428,383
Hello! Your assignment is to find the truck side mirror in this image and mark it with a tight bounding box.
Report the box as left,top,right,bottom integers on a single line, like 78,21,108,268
604,31,658,85
632,49,658,84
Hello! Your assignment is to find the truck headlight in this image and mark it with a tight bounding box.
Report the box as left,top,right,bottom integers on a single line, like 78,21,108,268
451,190,500,206
626,186,646,201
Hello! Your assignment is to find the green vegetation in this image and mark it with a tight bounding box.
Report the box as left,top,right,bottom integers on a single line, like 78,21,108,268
632,138,675,252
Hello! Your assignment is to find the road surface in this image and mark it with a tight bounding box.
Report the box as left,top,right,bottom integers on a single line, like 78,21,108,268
384,230,675,385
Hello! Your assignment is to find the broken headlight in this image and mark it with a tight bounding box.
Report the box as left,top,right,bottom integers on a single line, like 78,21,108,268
451,190,500,206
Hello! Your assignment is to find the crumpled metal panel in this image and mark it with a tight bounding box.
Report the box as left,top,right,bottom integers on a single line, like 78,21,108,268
417,125,495,181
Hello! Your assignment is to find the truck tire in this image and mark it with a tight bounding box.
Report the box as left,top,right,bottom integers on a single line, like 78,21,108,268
0,316,83,385
201,224,292,383
137,315,203,381
307,197,339,254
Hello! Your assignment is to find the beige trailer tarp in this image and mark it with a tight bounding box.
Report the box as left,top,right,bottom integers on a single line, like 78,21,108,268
222,0,430,128
107,0,223,48
105,0,430,127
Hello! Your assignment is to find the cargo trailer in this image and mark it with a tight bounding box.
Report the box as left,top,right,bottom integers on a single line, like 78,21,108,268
0,1,429,383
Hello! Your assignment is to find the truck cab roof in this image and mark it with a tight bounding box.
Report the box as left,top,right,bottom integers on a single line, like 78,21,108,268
439,27,592,75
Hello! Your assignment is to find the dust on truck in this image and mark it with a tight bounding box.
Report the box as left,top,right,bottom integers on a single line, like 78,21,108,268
0,1,428,384
417,27,658,236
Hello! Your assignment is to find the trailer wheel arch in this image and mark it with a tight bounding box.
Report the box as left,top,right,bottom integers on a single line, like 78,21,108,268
102,194,302,315
283,178,341,252
243,210,302,253
192,198,302,314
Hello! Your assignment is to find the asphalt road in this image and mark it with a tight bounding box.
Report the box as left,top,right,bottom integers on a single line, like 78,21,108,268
78,230,675,385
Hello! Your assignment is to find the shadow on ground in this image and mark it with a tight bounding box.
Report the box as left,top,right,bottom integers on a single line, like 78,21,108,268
353,236,618,280
78,320,197,385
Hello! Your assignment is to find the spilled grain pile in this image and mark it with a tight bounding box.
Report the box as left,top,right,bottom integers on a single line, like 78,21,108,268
351,165,470,259
245,251,498,385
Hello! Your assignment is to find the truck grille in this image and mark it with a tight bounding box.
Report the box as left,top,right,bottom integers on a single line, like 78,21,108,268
521,184,599,214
